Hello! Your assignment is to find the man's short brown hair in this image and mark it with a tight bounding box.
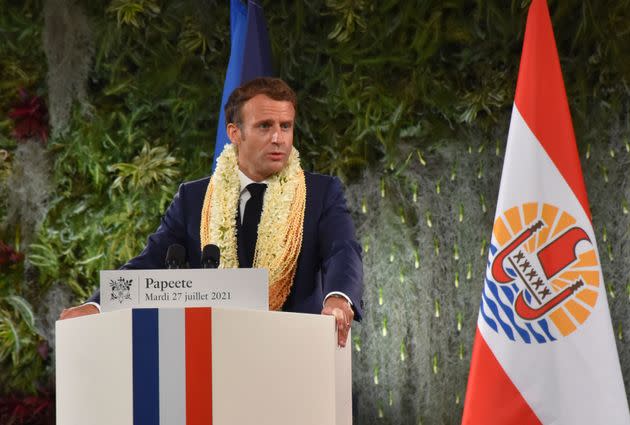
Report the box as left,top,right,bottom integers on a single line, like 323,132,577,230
224,77,297,126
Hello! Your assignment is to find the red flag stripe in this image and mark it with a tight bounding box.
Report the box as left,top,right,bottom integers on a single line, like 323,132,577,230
462,329,541,425
185,308,213,425
514,0,591,220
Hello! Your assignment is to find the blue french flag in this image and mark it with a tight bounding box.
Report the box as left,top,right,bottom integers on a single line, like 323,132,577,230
213,0,273,170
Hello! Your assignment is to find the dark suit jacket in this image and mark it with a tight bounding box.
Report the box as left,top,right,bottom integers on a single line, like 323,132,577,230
89,172,364,319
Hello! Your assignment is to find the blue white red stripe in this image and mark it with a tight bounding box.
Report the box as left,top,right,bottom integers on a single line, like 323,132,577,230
131,308,214,425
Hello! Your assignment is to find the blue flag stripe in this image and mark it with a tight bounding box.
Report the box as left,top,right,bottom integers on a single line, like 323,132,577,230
213,0,248,170
212,0,273,170
133,309,160,425
241,1,273,83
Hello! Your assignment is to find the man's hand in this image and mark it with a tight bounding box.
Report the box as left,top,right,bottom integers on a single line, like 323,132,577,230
321,295,354,347
59,304,99,320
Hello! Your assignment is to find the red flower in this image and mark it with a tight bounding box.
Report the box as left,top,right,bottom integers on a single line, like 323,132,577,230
8,89,49,143
9,251,25,264
0,241,24,266
0,392,54,425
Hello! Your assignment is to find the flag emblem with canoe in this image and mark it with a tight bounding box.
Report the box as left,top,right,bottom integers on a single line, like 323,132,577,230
482,202,601,343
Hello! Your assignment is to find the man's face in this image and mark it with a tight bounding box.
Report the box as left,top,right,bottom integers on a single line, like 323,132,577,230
227,94,295,181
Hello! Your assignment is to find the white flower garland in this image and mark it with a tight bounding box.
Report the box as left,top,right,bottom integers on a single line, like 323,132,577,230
200,144,306,309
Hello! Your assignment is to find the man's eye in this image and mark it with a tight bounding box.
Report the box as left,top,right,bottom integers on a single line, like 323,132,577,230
281,123,292,130
259,123,270,129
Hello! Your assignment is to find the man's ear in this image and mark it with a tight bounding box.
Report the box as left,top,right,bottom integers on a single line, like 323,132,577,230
226,123,241,147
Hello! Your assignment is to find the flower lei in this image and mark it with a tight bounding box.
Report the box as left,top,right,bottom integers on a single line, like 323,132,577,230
200,144,306,310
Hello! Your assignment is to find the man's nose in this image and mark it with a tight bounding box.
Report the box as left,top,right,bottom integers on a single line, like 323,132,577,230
271,128,281,144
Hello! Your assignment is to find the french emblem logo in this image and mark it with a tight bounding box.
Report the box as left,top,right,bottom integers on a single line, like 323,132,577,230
481,202,601,343
110,277,133,304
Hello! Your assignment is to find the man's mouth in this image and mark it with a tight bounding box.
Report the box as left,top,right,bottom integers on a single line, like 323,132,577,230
267,152,285,160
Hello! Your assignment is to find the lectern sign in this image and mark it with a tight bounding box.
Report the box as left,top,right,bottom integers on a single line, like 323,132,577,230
99,268,268,312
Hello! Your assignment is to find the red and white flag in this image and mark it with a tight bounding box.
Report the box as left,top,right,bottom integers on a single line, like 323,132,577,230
462,0,630,423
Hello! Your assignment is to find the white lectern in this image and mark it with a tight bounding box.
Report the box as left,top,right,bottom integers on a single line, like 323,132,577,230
56,307,352,425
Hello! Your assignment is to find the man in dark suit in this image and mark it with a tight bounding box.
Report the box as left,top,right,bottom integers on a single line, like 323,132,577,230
60,77,363,347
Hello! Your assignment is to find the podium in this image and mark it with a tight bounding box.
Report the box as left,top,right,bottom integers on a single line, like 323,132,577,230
56,307,352,425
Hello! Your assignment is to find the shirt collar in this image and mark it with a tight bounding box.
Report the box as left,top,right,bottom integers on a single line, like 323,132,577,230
238,169,267,194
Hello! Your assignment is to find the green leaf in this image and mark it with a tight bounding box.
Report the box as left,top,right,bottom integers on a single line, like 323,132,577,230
4,296,36,332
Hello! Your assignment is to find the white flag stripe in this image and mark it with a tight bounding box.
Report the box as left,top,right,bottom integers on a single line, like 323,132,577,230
159,308,186,425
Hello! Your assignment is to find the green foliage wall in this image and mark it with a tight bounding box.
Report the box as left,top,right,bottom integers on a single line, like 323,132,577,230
1,0,630,423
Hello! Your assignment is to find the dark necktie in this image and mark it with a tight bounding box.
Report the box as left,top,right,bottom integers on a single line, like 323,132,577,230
237,183,267,268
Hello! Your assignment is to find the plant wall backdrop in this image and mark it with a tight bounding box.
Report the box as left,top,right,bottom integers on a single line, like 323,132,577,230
1,0,629,423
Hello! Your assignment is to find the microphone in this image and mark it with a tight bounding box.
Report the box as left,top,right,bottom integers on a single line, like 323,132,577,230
165,244,186,269
201,244,220,269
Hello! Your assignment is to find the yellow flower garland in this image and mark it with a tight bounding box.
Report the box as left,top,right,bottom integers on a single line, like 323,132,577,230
200,144,306,310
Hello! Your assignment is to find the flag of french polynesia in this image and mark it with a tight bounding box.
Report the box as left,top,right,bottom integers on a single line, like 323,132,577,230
462,0,630,424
